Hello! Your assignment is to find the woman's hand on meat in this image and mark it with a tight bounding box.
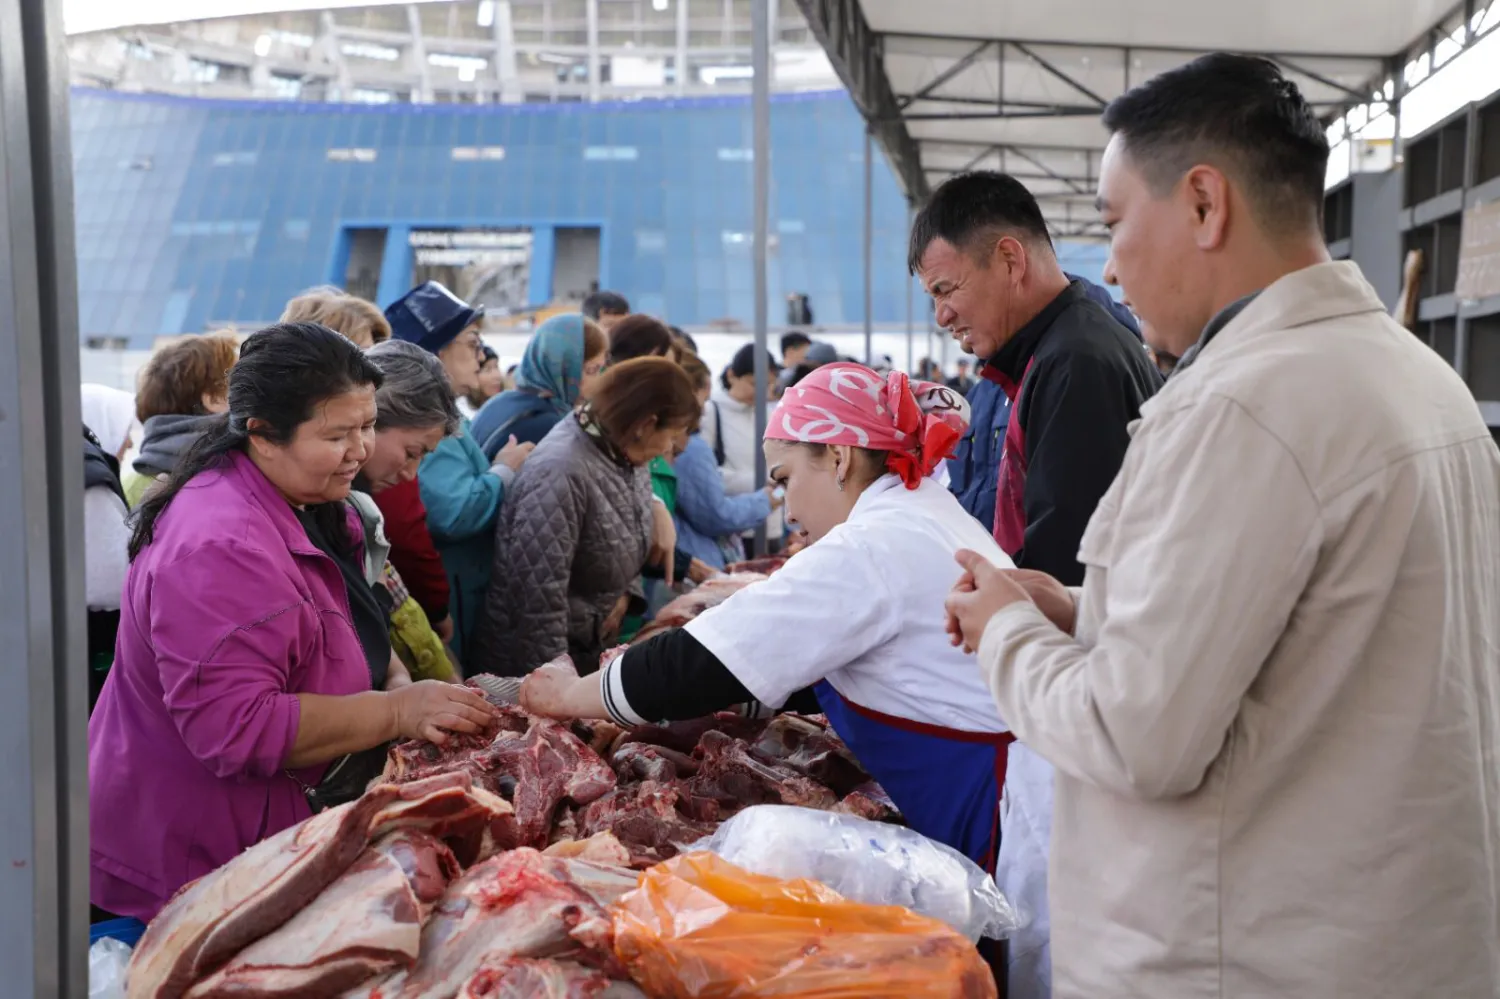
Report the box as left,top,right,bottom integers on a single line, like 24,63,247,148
945,549,1033,653
686,558,716,584
389,680,496,745
647,499,678,585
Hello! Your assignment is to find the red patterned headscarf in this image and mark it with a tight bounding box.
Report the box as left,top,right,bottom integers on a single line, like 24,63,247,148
766,362,971,489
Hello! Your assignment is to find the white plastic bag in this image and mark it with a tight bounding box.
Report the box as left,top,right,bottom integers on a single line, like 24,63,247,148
89,936,132,999
690,804,1023,941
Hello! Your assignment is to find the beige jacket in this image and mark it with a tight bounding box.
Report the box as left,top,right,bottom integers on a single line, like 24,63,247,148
978,262,1500,999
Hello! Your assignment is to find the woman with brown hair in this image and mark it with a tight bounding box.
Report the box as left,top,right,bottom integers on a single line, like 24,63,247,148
122,334,239,507
280,286,391,348
471,357,699,676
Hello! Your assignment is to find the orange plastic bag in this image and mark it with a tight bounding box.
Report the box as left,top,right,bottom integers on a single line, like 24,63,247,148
610,851,997,999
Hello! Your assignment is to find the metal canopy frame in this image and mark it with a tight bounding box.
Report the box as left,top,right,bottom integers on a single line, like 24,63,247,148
795,0,1474,237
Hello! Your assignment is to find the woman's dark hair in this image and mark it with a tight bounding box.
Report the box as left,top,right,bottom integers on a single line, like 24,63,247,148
607,314,675,363
720,342,780,390
589,357,700,455
366,339,461,435
669,325,698,355
129,322,384,560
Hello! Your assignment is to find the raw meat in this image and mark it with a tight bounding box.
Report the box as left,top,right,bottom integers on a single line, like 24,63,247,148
127,783,404,999
609,744,686,783
483,724,617,848
577,782,717,869
836,781,902,823
368,772,518,867
569,718,625,758
724,555,787,575
543,832,632,868
183,847,421,999
750,713,870,797
689,729,837,812
346,849,630,999
458,958,646,999
609,713,765,756
373,831,461,914
649,573,766,629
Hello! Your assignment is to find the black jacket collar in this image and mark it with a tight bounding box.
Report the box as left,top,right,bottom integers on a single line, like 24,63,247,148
982,280,1087,392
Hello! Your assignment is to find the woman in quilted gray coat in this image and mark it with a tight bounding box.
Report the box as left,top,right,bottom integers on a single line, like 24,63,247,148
471,358,700,676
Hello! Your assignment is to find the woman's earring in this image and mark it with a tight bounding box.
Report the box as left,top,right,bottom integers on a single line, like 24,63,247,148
836,478,846,492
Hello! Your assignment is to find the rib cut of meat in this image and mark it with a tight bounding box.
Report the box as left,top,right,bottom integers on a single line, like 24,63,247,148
750,714,870,797
576,781,717,869
346,849,629,999
835,781,902,823
183,847,421,999
484,724,616,849
458,958,647,999
127,784,403,999
368,772,518,868
689,729,837,812
372,831,461,915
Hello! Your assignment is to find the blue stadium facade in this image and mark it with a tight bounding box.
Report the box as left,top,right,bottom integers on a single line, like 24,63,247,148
68,86,919,347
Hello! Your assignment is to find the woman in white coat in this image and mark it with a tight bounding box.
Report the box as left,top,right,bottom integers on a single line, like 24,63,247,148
700,343,783,545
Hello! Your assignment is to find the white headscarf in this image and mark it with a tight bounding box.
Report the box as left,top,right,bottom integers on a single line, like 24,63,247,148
80,384,138,459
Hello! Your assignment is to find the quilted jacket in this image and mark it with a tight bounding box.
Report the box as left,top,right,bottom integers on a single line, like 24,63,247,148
471,416,652,676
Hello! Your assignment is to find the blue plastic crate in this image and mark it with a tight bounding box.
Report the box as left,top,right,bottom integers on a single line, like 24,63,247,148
89,917,145,948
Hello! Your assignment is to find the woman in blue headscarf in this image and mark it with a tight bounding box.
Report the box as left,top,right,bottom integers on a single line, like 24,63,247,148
471,314,609,459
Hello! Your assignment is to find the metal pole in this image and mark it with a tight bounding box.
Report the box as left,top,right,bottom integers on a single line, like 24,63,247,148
2,0,90,989
751,0,770,554
863,125,873,365
905,200,914,375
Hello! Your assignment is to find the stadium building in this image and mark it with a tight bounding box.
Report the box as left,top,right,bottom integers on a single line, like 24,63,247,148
65,0,936,349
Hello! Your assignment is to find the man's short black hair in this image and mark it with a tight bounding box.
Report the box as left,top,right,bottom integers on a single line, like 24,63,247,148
1101,53,1329,233
908,172,1052,274
582,290,630,320
781,331,812,353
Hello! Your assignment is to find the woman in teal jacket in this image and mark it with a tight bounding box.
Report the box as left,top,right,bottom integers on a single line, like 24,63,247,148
385,281,532,665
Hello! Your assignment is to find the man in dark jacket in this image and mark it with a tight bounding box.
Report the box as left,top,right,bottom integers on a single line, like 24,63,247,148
946,271,1143,530
913,172,1161,585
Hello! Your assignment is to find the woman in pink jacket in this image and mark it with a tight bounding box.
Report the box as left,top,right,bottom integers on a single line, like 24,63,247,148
88,322,496,923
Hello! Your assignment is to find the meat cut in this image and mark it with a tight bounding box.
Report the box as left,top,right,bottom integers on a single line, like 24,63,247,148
183,845,422,999
750,713,869,797
127,783,405,999
127,773,512,999
458,958,647,998
689,730,837,812
576,782,718,869
643,573,767,631
482,723,617,848
345,849,637,999
835,781,902,823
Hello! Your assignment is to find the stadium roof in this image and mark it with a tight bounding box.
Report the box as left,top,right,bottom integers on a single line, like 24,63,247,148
794,0,1464,234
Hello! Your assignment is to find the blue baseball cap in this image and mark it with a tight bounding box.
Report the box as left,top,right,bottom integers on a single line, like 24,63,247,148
384,281,484,354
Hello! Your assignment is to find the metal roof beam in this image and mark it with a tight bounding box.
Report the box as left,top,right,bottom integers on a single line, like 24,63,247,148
1011,40,1108,107
899,107,1103,120
793,0,928,199
897,39,991,109
1004,145,1089,193
881,29,1389,62
895,93,1102,112
1271,54,1372,101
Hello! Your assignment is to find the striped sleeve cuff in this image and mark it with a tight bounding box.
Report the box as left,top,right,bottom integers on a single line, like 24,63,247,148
600,649,647,727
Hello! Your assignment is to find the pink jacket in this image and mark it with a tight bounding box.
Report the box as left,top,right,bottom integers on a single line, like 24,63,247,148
89,450,372,921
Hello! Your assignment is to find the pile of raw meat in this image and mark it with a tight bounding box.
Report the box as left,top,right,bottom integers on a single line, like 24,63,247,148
126,701,896,998
384,696,898,868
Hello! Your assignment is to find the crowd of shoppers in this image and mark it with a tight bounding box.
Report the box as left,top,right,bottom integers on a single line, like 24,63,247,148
77,51,1498,999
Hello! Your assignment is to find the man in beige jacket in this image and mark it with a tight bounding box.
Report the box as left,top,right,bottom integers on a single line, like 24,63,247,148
946,53,1500,999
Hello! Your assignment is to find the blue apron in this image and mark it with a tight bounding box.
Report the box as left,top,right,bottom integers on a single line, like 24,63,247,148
814,680,1016,871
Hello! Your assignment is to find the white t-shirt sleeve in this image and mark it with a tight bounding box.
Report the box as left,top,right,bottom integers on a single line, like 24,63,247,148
84,486,131,611
684,530,900,708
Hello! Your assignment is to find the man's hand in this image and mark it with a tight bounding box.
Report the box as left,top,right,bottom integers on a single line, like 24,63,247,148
648,500,678,586
1005,568,1078,635
944,550,1032,653
519,657,584,719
